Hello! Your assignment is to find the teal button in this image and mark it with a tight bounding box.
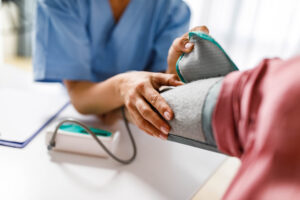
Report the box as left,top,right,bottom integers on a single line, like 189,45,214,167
59,124,112,137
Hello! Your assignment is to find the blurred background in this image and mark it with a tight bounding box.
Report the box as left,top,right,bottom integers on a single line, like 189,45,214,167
0,0,300,70
0,0,34,70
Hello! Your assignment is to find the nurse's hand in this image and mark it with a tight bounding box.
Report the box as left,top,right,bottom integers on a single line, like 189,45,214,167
167,26,209,75
117,71,183,139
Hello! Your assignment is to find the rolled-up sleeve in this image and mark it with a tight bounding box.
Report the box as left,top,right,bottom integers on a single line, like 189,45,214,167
33,0,92,82
147,0,190,72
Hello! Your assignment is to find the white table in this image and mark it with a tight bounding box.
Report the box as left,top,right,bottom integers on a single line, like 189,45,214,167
0,65,226,200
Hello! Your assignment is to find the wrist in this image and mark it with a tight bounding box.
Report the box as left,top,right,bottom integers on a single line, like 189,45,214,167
112,73,127,105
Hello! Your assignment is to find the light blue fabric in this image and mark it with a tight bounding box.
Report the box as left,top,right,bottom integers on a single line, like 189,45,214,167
33,0,190,82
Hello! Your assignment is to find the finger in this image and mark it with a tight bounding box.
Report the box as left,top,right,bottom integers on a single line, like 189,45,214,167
179,26,209,44
171,37,194,54
152,73,184,88
129,106,166,139
135,98,170,135
138,83,174,121
124,107,133,123
174,26,209,54
126,106,152,136
190,25,209,34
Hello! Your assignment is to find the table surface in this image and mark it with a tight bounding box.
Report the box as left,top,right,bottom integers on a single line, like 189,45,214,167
0,64,227,200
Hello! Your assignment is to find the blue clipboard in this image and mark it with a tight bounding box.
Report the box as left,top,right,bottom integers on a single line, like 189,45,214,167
0,102,70,148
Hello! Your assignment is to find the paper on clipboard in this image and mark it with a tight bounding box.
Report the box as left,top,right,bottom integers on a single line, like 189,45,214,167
0,86,69,148
0,87,68,139
0,65,69,148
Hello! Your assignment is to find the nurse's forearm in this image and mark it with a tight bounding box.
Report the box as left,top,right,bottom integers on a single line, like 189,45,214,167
64,76,123,115
64,71,183,138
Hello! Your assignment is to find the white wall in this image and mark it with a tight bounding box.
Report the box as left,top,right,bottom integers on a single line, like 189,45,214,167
0,1,19,61
184,0,300,70
0,0,3,65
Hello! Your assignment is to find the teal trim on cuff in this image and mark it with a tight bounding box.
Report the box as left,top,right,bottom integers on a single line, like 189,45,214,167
176,54,186,83
175,31,239,83
188,31,239,71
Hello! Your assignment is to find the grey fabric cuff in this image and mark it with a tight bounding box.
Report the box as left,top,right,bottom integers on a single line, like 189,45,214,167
177,32,237,83
165,32,238,152
161,77,223,152
201,79,223,147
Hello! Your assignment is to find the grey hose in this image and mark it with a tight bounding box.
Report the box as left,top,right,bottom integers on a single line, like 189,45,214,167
48,107,137,165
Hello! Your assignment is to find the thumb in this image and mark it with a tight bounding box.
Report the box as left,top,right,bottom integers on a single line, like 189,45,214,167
151,73,184,88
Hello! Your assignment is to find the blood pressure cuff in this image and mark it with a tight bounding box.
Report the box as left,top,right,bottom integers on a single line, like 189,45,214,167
162,31,238,152
161,78,223,152
176,32,238,83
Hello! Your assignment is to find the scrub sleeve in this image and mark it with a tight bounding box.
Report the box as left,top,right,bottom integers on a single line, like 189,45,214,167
34,0,92,82
148,2,190,72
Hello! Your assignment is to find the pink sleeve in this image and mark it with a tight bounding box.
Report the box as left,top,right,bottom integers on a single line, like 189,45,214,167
212,56,300,199
212,58,279,157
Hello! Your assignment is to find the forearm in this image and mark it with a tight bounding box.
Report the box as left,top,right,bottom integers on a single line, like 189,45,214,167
64,75,123,115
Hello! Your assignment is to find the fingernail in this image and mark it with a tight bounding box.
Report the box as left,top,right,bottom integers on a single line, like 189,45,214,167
161,126,169,135
159,135,167,140
164,111,171,120
175,81,184,85
185,42,193,49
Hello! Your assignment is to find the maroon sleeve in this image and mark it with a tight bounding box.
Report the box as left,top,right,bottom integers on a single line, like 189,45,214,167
212,56,300,199
212,58,280,157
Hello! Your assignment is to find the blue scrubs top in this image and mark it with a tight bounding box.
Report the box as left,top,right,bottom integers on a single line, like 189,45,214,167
34,0,190,82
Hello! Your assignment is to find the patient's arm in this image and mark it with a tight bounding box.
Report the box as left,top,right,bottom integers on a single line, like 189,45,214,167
160,77,223,152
